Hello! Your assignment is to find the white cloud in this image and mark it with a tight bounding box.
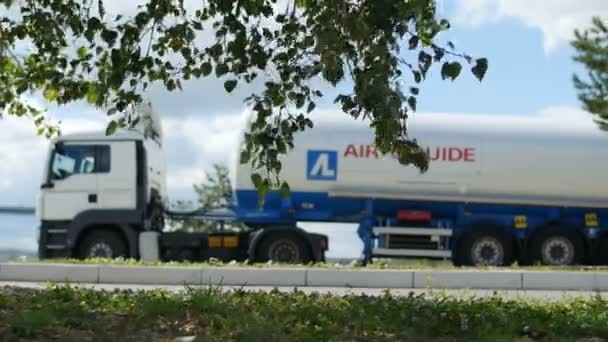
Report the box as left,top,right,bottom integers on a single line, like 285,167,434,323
0,106,107,205
536,105,596,122
162,108,250,199
452,0,608,53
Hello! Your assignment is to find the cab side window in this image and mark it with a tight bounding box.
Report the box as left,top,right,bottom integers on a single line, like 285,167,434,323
51,145,111,180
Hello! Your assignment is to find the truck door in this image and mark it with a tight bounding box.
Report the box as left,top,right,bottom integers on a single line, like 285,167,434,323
41,143,107,221
95,141,137,210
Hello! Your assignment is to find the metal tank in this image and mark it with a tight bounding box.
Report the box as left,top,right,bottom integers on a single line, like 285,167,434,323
233,111,608,216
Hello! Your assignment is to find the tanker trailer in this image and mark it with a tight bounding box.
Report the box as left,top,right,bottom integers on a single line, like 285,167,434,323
232,111,608,266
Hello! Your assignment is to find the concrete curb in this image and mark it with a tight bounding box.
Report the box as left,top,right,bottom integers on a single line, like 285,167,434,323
307,268,413,288
201,267,307,287
413,270,522,290
99,265,201,285
0,263,99,283
1,263,608,291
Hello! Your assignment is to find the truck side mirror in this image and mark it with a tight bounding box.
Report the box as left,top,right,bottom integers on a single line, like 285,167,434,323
55,141,65,154
42,141,66,188
40,182,54,189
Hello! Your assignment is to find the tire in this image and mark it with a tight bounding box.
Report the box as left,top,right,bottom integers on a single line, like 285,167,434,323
256,232,311,264
458,231,513,266
530,228,583,266
77,229,128,259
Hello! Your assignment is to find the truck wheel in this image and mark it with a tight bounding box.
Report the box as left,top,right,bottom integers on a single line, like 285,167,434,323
460,231,512,266
77,230,128,259
256,232,311,264
532,228,583,266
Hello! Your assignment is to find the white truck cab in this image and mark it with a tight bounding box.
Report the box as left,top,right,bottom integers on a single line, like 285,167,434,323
36,103,168,259
34,103,328,263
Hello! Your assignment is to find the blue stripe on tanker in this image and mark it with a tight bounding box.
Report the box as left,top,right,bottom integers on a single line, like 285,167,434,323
233,189,607,232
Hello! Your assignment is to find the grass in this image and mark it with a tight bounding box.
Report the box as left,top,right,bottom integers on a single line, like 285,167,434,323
0,283,607,341
14,256,608,273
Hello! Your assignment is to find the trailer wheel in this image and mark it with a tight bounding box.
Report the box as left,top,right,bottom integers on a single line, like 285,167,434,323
532,228,583,266
256,232,311,264
77,229,128,259
459,231,513,266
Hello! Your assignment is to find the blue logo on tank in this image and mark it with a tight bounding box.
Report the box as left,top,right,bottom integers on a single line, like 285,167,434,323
307,150,338,180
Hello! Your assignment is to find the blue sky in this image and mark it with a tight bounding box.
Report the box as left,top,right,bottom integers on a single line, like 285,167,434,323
419,24,581,115
0,0,606,258
417,8,590,115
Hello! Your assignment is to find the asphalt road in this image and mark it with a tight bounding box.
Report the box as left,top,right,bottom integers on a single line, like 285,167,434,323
1,281,606,301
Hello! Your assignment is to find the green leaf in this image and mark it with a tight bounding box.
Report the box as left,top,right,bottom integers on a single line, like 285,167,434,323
167,79,176,91
201,62,212,76
276,140,287,154
216,63,229,77
472,58,488,81
413,70,422,83
105,121,118,136
251,173,262,187
98,0,106,18
86,86,97,104
278,181,290,199
408,96,417,111
418,51,432,72
101,29,118,45
433,47,445,62
295,94,305,109
441,62,462,81
240,150,251,163
224,79,238,93
307,101,316,113
77,47,88,58
43,86,58,102
408,36,419,50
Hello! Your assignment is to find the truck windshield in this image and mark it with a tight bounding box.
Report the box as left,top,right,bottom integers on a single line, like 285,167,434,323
51,145,98,179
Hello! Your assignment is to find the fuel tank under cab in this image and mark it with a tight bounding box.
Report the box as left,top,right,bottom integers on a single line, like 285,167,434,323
233,111,608,214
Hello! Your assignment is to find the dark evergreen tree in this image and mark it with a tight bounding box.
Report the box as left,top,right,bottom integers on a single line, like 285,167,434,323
572,17,608,129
